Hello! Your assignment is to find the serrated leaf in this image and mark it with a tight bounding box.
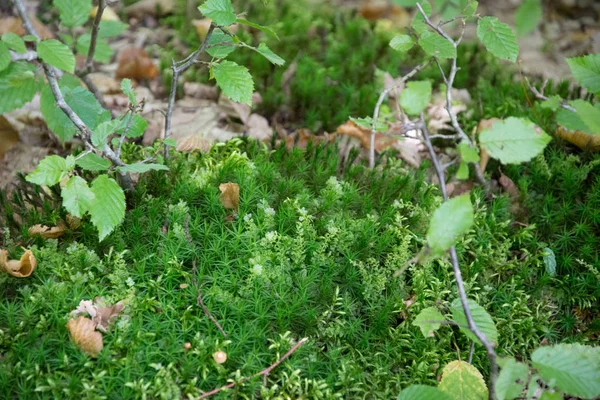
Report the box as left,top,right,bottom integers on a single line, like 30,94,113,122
117,163,169,173
515,0,542,37
439,360,488,400
61,176,95,218
390,34,414,52
37,39,76,73
571,99,600,134
400,80,432,116
91,120,119,147
76,153,111,171
0,62,38,113
89,175,125,241
98,20,129,38
412,0,432,35
349,116,388,132
54,0,92,27
413,307,445,337
566,54,600,94
532,344,600,399
236,19,279,40
26,155,72,186
207,30,236,58
462,1,478,17
540,95,562,111
477,17,519,62
76,35,113,63
121,79,137,105
397,385,453,400
426,194,473,256
495,357,529,400
117,114,148,139
254,43,285,66
212,61,254,105
2,32,26,53
0,42,10,72
479,117,551,164
450,298,498,345
419,31,457,59
199,0,236,26
458,142,480,163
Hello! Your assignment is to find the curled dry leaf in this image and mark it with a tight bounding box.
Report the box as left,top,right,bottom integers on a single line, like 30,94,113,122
219,182,240,211
498,171,519,198
0,249,36,278
284,128,333,150
70,297,125,333
176,135,212,153
115,48,159,81
556,126,600,151
66,215,81,230
28,221,67,238
66,316,103,357
213,350,227,364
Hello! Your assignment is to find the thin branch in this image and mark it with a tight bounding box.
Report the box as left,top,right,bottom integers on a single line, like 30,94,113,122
10,50,37,62
525,77,576,112
430,133,459,140
83,0,105,75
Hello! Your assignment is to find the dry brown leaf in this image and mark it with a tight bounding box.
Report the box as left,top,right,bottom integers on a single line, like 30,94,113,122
0,16,54,39
498,172,519,198
0,116,19,161
90,6,120,21
556,126,600,151
28,221,66,238
336,120,395,151
284,129,333,149
124,0,175,17
66,316,103,357
115,48,159,81
66,215,81,230
359,2,409,24
219,94,251,124
219,182,240,211
70,297,125,333
0,249,36,278
183,82,218,100
193,19,213,41
176,135,212,153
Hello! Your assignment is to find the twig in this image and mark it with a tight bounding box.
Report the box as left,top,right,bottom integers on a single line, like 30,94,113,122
525,77,576,112
430,133,459,140
421,113,498,400
10,50,37,62
198,337,309,398
117,110,135,157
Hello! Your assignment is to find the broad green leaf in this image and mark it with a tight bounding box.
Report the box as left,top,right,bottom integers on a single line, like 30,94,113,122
254,43,285,66
439,360,488,400
89,175,125,241
540,95,562,111
390,35,414,52
92,119,120,147
211,61,254,105
207,30,236,58
477,17,519,62
566,54,600,94
98,20,129,38
458,142,480,163
236,19,279,40
26,155,72,186
479,117,551,164
163,138,177,147
199,0,236,26
538,393,562,400
413,307,445,337
0,42,10,72
123,115,148,139
412,0,432,35
456,161,469,180
433,0,468,20
0,62,38,113
542,247,556,277
61,175,95,218
400,80,432,116
418,31,457,59
462,0,478,17
397,385,452,400
117,163,169,173
350,116,388,132
556,107,594,134
76,153,111,171
54,0,92,27
450,298,498,345
571,99,600,134
426,194,473,256
23,35,38,42
393,0,419,5
76,35,113,63
532,344,600,399
37,39,76,73
121,78,137,105
515,0,542,37
2,33,26,53
495,357,529,400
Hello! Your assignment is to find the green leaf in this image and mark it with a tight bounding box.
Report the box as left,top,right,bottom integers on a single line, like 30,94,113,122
0,62,38,113
76,35,113,63
349,116,388,132
98,20,129,38
495,357,529,400
236,19,279,40
571,99,600,134
542,247,556,277
566,54,600,94
2,32,26,53
477,17,519,62
515,0,542,37
254,43,285,66
211,61,254,105
199,0,237,26
26,155,72,186
479,117,551,164
450,298,498,345
23,35,38,42
412,0,432,35
456,161,469,180
76,153,111,171
121,78,137,106
392,0,419,5
123,115,148,139
163,138,177,147
117,163,169,173
0,42,10,72
61,175,95,218
462,1,478,17
88,175,125,241
400,80,432,116
91,119,120,147
426,194,473,256
390,34,414,52
418,31,457,59
37,39,76,73
54,0,92,27
207,30,236,58
458,142,480,163
397,385,452,400
540,95,562,111
532,344,600,399
413,307,445,337
439,360,488,400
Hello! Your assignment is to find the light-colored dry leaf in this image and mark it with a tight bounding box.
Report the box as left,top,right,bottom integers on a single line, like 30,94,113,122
90,6,120,21
0,249,36,278
115,48,159,81
176,135,212,153
183,82,218,100
193,19,213,41
66,215,81,230
93,297,125,333
219,94,251,124
0,116,19,161
28,221,66,238
246,114,272,141
383,72,404,100
219,182,239,211
124,0,175,17
0,16,54,39
284,128,332,149
499,172,519,198
556,126,600,151
66,316,103,357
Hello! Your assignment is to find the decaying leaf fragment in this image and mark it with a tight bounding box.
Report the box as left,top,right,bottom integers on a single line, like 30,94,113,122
70,297,125,333
0,249,36,278
66,316,103,357
219,182,240,211
556,126,600,151
176,135,212,153
28,221,67,238
115,48,159,81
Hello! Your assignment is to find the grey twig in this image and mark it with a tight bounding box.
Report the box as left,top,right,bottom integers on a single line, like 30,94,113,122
525,77,576,112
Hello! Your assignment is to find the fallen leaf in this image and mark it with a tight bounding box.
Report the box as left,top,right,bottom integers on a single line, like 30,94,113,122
556,126,600,151
115,48,159,81
336,120,395,151
66,215,81,230
124,0,175,17
219,182,239,211
0,16,54,39
28,222,66,238
0,116,19,161
359,2,409,25
0,249,36,278
193,19,213,41
498,172,519,198
66,316,103,357
213,350,227,364
246,114,272,141
183,82,218,100
284,128,332,149
176,135,212,153
219,94,251,124
70,297,125,333
90,6,120,21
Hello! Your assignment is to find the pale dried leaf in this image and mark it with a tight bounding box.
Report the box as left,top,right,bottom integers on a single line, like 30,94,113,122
246,113,272,141
499,172,519,198
66,316,103,357
70,300,98,319
219,182,240,211
193,19,213,41
124,0,175,17
115,48,159,80
176,135,212,153
0,16,54,39
183,82,218,100
90,6,119,21
93,297,125,333
28,221,66,238
219,94,251,124
556,126,600,151
0,249,36,278
66,215,82,230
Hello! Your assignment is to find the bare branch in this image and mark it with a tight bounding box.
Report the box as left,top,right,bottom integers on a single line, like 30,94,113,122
10,50,37,62
83,0,105,75
525,77,576,112
430,133,459,140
